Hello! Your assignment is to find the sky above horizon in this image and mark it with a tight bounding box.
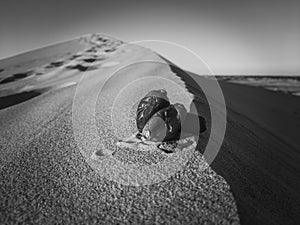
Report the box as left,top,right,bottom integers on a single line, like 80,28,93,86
0,0,299,75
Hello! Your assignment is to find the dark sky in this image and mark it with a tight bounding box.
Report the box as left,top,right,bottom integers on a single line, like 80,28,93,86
0,0,299,75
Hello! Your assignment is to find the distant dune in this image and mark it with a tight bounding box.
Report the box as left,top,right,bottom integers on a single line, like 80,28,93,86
217,76,300,96
0,34,299,225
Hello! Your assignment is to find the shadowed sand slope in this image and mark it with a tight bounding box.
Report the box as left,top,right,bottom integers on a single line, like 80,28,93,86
188,74,300,225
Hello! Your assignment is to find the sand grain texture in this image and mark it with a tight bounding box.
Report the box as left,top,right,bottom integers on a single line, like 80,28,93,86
1,34,298,224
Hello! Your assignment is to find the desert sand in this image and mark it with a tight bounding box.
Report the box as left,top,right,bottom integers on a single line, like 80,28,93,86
0,34,299,224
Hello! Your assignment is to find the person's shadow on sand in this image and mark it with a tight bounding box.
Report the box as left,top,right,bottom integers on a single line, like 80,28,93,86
167,62,211,153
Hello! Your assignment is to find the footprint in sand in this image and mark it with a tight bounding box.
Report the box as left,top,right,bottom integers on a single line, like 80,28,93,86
91,149,113,161
0,71,34,84
81,54,106,63
104,48,116,53
45,61,64,69
85,47,98,53
82,58,98,63
0,87,50,110
97,37,108,42
65,64,98,72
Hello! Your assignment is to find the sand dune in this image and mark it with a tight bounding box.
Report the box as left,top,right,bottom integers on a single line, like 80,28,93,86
0,34,299,224
0,34,239,224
